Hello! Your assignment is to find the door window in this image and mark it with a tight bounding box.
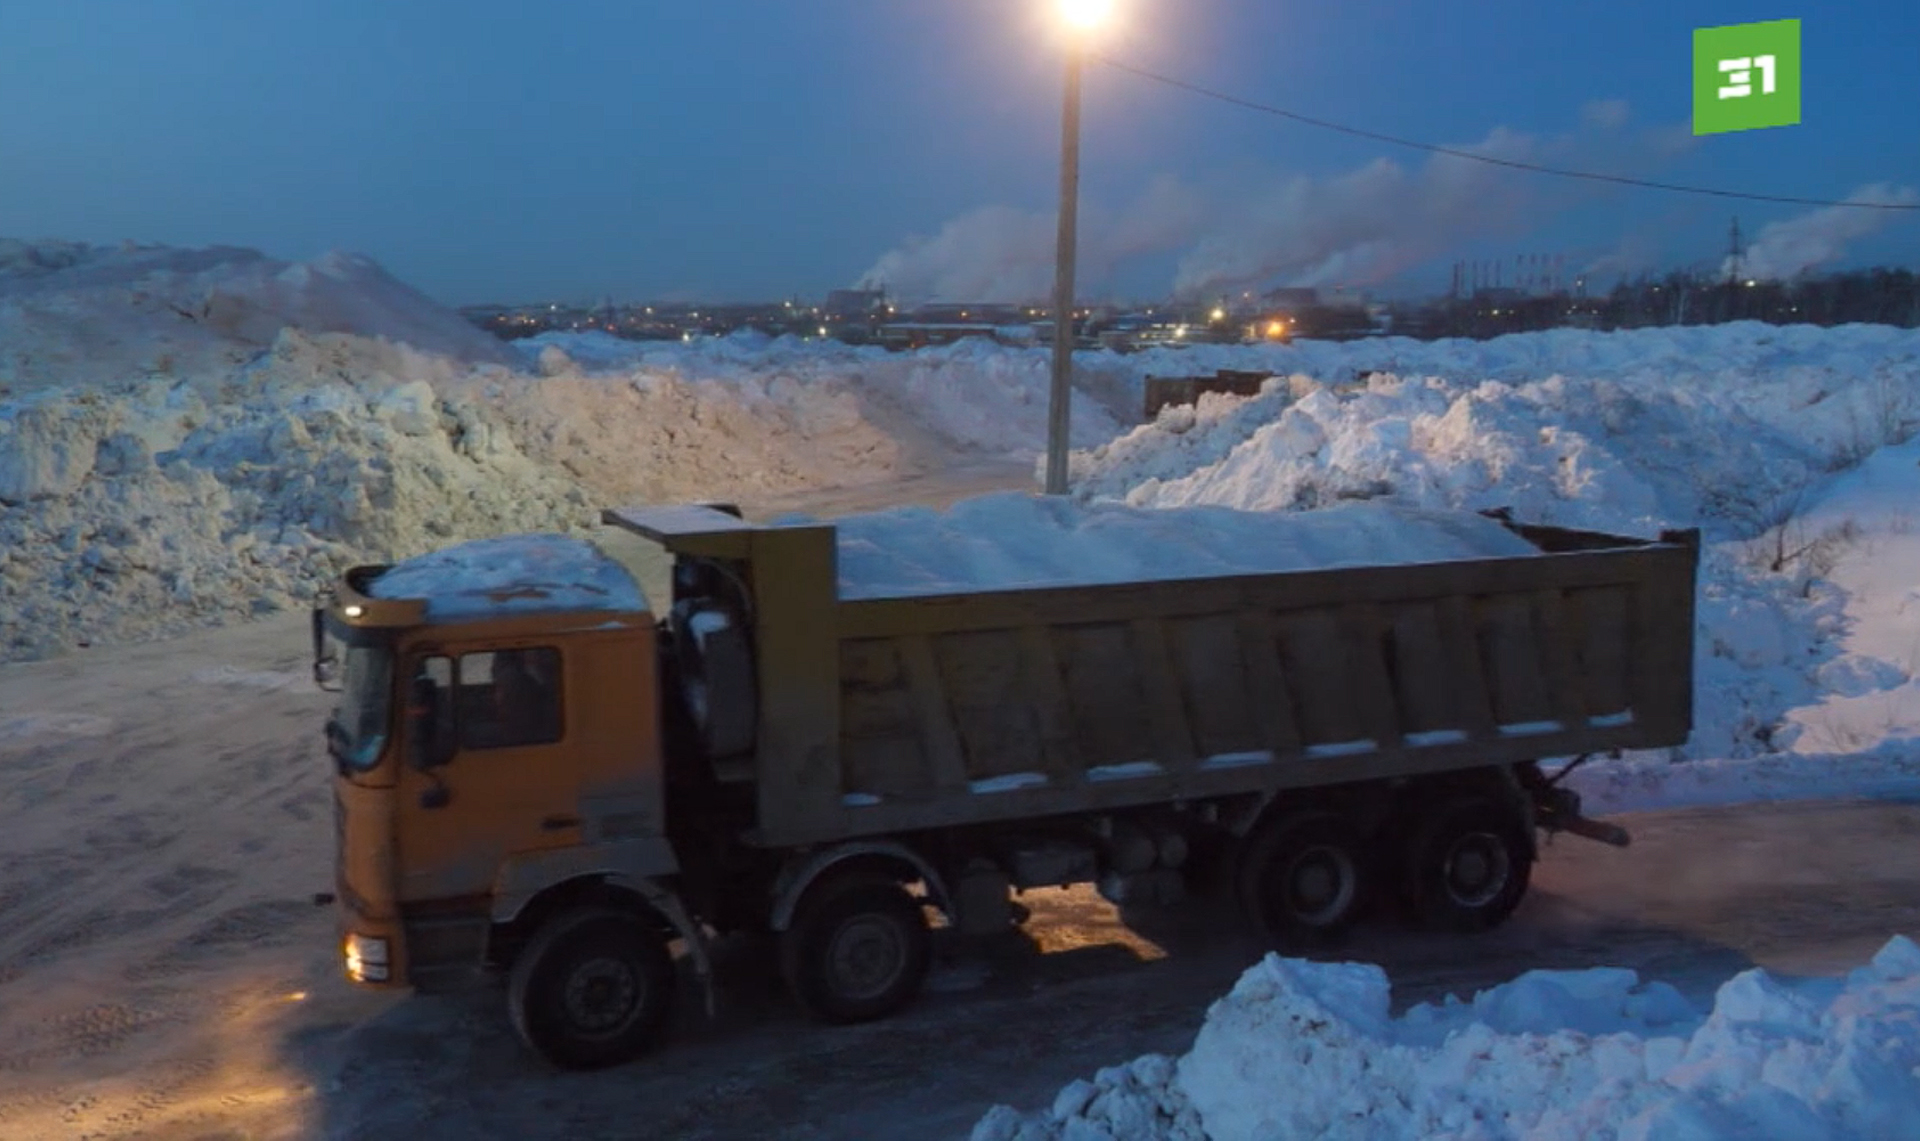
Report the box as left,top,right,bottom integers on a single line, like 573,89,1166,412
456,648,564,750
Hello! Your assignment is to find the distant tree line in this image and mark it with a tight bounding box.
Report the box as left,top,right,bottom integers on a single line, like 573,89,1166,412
1391,267,1920,340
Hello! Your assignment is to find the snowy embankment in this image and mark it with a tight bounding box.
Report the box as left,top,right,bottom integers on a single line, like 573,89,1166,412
5,239,1916,783
1069,323,1920,763
973,937,1920,1141
0,242,1123,661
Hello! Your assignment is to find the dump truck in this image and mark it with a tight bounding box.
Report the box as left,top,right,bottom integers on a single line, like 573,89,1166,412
1142,369,1276,418
312,503,1699,1069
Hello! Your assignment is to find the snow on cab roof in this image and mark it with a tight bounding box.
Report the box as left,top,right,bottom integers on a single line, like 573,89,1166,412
367,534,646,621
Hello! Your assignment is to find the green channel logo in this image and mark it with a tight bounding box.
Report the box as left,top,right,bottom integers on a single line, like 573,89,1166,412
1693,18,1801,135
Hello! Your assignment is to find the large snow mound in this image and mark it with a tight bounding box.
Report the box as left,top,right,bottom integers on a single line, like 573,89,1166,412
0,240,515,395
0,244,1133,661
1061,323,1920,762
0,350,596,658
799,493,1538,598
520,328,1133,457
1075,323,1920,534
973,936,1920,1141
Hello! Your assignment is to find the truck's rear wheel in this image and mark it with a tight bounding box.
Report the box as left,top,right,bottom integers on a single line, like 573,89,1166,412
1236,811,1370,948
1400,795,1533,932
780,876,930,1025
508,907,677,1070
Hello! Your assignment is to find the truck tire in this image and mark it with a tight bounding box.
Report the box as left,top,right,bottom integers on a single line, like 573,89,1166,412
672,601,756,758
1400,795,1533,933
1236,811,1370,948
780,876,930,1025
508,907,677,1070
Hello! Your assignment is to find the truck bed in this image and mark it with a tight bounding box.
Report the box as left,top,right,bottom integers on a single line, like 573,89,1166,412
607,507,1699,849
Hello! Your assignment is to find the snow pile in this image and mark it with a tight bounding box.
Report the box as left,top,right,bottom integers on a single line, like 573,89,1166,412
1062,324,1920,760
370,535,644,620
462,362,906,507
1077,325,1920,531
519,329,1134,457
0,240,514,396
799,493,1537,598
0,244,1134,661
974,936,1920,1141
1773,436,1920,755
0,342,596,659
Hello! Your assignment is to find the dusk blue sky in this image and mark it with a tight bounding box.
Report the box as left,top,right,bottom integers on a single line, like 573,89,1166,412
3,1,1915,305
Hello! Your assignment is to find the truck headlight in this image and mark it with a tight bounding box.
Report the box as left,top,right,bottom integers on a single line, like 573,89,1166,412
344,932,390,983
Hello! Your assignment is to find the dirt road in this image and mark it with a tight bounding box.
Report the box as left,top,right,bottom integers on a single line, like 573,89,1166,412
0,465,1916,1139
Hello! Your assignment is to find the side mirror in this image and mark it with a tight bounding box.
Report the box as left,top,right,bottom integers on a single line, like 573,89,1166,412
405,676,456,769
311,609,343,692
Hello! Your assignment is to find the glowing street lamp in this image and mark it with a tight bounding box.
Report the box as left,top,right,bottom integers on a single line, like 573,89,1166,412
1058,0,1114,32
1042,0,1113,495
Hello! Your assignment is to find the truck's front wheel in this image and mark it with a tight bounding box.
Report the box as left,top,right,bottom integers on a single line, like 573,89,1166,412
780,875,931,1025
508,907,677,1070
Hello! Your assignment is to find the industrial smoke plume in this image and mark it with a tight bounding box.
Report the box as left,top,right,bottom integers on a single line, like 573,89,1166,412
1730,183,1920,282
859,101,1712,304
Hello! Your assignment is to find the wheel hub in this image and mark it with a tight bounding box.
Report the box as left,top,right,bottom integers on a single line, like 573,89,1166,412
563,956,642,1037
827,916,906,1002
1443,831,1512,908
1281,844,1356,926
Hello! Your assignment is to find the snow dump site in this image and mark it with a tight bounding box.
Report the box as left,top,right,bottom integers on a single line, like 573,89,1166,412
0,240,1130,660
4,240,1920,1139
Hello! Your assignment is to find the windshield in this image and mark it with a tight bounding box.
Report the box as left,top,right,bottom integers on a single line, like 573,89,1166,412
328,646,393,773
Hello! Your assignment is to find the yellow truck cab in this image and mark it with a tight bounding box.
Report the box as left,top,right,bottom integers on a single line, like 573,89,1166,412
316,530,705,1068
315,503,1698,1070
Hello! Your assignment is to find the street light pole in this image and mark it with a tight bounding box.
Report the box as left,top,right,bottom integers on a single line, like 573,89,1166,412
1042,47,1084,496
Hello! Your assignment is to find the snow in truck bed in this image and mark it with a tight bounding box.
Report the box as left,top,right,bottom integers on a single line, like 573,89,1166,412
366,534,645,621
803,493,1545,600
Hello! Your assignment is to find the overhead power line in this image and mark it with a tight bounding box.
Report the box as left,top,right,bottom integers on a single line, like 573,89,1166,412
1094,55,1920,212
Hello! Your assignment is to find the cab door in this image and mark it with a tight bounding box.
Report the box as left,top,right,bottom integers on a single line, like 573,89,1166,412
393,641,582,907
